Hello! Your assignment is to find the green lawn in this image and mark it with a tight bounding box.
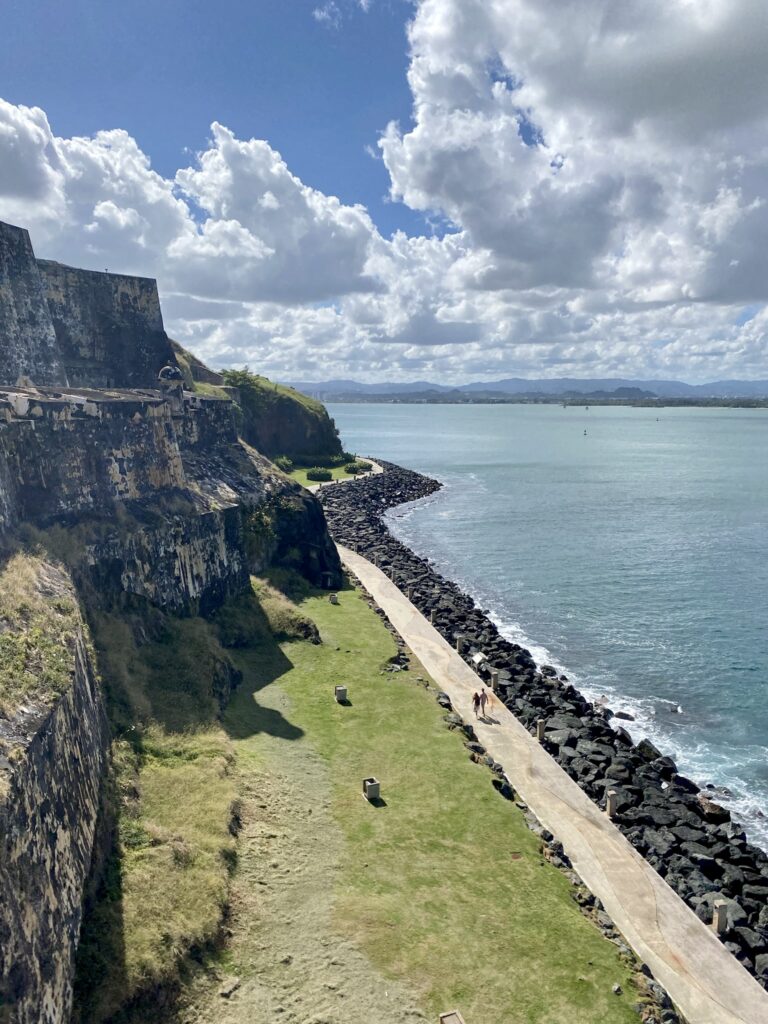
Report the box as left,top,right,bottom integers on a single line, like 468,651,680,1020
224,584,641,1024
287,464,359,488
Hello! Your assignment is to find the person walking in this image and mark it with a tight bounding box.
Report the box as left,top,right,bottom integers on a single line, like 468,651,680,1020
472,692,481,717
479,688,489,718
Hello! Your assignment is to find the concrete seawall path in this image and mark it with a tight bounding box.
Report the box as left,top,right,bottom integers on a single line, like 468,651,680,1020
339,544,768,1024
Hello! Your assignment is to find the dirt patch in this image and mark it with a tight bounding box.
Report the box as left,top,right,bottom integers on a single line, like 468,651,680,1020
173,679,428,1024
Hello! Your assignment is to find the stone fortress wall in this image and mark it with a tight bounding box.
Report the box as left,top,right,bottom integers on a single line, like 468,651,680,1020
37,260,176,389
0,219,342,1022
0,219,175,391
0,223,67,386
0,567,109,1024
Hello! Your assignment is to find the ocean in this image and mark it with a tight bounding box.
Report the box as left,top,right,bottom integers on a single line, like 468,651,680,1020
327,402,768,846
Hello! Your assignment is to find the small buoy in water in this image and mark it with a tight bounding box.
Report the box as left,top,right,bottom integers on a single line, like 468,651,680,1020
584,429,587,436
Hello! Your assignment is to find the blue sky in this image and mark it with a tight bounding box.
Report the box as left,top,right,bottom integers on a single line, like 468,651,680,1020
2,0,423,236
1,0,767,383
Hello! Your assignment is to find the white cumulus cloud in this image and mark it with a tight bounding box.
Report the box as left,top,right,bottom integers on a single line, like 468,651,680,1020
2,0,768,386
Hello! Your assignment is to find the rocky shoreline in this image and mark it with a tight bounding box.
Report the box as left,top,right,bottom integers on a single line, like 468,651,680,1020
318,460,768,988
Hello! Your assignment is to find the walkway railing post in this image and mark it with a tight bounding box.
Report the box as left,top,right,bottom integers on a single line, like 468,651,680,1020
536,719,546,742
713,900,728,935
606,789,618,819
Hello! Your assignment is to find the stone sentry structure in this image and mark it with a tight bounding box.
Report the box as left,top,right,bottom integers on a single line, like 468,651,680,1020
319,462,768,989
0,219,342,1022
0,219,175,389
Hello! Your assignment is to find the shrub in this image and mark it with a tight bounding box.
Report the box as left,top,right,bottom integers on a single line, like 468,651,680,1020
356,460,373,471
344,463,363,475
306,467,332,482
273,455,293,472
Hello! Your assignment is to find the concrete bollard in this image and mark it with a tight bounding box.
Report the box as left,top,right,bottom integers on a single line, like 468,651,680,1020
329,593,339,605
606,789,618,819
334,685,348,703
490,669,499,690
456,636,465,653
430,608,436,624
363,777,380,801
536,719,546,742
713,899,728,935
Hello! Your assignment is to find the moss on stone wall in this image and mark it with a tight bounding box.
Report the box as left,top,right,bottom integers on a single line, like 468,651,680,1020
0,556,109,1024
0,552,81,717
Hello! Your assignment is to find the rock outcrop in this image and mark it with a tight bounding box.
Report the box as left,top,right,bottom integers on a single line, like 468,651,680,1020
223,371,343,460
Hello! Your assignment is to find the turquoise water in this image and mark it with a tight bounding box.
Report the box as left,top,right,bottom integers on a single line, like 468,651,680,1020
329,403,768,844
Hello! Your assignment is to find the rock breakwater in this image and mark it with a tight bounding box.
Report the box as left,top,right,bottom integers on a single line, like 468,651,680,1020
319,461,768,988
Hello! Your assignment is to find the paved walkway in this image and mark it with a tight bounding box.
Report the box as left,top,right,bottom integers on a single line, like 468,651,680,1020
339,545,768,1024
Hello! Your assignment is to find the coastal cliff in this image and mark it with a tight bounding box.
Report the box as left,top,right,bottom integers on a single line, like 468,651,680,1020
219,369,343,460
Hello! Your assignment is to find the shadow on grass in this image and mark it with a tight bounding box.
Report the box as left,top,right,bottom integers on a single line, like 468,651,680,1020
224,637,304,743
72,577,316,1022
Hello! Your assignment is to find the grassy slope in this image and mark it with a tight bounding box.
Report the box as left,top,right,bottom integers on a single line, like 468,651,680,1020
74,582,318,1023
211,584,640,1024
73,614,239,1023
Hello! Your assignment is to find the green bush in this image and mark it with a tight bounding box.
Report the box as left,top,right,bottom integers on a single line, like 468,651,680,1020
306,468,332,482
273,455,294,472
356,459,372,471
344,463,363,475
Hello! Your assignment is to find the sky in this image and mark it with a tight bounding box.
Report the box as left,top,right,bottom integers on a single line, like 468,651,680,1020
1,0,768,384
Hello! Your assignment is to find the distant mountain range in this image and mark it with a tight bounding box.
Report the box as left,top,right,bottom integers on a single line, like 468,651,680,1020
286,377,768,401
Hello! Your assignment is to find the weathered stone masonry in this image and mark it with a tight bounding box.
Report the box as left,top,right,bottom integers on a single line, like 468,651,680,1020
0,568,109,1024
0,218,175,390
0,223,66,387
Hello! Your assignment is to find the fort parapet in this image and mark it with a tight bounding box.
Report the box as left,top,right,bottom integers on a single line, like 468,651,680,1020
0,219,177,390
37,260,176,389
0,223,66,385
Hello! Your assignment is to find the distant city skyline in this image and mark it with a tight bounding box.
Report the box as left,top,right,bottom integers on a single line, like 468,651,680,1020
2,0,768,384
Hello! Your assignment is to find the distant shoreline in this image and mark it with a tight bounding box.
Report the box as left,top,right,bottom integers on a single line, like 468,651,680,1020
323,395,768,408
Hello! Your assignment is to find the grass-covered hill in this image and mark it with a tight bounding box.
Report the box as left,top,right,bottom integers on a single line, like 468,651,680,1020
221,368,343,461
171,343,342,461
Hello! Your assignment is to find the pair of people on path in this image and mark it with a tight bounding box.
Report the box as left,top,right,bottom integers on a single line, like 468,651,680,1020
472,688,490,718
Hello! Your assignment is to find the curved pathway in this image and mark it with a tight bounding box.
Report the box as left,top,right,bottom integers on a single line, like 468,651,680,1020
339,544,768,1024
